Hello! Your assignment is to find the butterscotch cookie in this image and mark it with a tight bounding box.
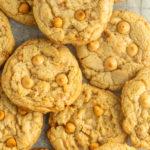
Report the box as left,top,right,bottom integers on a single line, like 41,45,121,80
47,84,127,150
122,67,150,149
96,143,137,150
75,11,150,91
33,0,114,45
0,11,15,67
1,39,82,113
0,0,36,26
0,85,43,150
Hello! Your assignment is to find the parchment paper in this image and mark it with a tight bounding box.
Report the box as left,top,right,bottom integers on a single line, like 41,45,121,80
6,0,150,149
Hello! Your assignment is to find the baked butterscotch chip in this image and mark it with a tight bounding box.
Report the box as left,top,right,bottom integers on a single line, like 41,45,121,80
33,0,114,45
47,84,127,149
0,84,43,149
0,11,15,68
122,67,150,149
96,143,137,150
1,39,82,113
75,11,150,91
0,0,36,26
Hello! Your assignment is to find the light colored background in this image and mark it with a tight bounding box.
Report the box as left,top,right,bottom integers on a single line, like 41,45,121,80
4,0,149,149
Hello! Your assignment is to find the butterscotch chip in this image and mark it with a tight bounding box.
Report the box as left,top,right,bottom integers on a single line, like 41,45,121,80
104,56,117,71
93,105,104,117
32,55,44,66
75,11,150,91
6,138,16,147
19,2,30,14
52,17,63,28
90,143,99,150
127,43,138,57
33,0,114,45
65,122,76,133
1,39,82,113
21,76,34,89
88,41,100,51
56,74,68,86
0,110,5,120
75,10,86,21
117,21,130,34
47,84,127,149
18,108,28,115
122,67,150,149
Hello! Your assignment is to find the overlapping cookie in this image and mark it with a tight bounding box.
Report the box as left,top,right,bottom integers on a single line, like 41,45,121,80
33,0,114,45
0,0,36,26
0,11,15,67
75,11,150,91
122,67,150,149
0,84,43,149
47,84,127,150
1,39,82,113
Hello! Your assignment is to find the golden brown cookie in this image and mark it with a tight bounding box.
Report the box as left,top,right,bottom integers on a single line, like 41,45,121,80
122,67,150,149
33,0,114,45
75,11,150,91
47,84,127,150
1,39,82,113
96,143,137,150
0,11,15,67
0,85,43,149
0,0,36,26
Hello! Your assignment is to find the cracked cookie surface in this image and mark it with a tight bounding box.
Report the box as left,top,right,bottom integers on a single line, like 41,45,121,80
0,11,15,67
0,85,43,150
1,39,82,113
33,0,114,45
122,67,150,149
75,11,150,91
0,0,36,26
47,84,127,150
96,143,137,150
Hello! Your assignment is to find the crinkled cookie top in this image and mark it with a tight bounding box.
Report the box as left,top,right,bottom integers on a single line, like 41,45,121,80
0,86,43,150
1,39,82,113
48,84,127,150
96,143,137,150
0,11,15,67
0,0,36,26
122,67,150,149
76,11,150,91
33,0,114,45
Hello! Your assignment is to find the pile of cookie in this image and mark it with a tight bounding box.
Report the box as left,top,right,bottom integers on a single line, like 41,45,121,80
0,0,150,150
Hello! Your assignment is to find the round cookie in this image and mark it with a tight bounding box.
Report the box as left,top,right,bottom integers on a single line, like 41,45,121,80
96,143,137,150
1,39,82,113
0,0,36,26
33,0,114,45
47,84,127,150
0,85,43,150
75,11,150,91
122,67,150,149
0,11,15,67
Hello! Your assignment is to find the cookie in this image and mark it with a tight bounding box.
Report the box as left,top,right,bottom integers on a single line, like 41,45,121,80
96,143,137,150
47,84,127,150
122,67,150,149
0,0,36,26
75,11,150,91
0,85,43,149
33,0,114,45
0,11,15,67
1,39,82,113
114,0,125,3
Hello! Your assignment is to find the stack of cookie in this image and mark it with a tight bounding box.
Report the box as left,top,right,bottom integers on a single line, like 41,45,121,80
0,0,150,150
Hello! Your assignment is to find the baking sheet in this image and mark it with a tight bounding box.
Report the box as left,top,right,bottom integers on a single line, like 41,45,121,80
5,0,150,149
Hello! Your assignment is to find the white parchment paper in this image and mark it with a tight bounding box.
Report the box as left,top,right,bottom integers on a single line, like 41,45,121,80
5,0,150,149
